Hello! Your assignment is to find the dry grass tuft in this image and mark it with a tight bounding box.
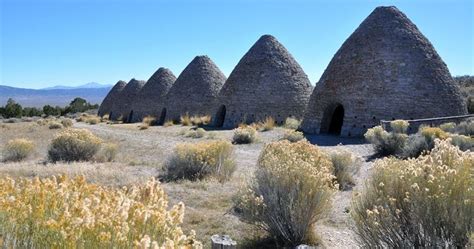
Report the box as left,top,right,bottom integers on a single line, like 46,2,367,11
328,147,361,190
283,117,301,130
48,121,63,129
281,130,305,142
95,143,118,162
60,118,73,128
259,117,275,131
142,116,156,126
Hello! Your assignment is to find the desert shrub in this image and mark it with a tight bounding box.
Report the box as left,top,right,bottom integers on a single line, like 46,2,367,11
439,122,456,133
453,119,474,136
163,140,236,182
95,143,118,162
352,139,473,248
450,134,473,151
85,116,100,125
259,117,275,131
48,121,63,129
139,123,149,130
401,134,431,158
390,119,409,134
233,140,336,246
329,148,360,190
281,130,305,142
142,116,156,126
163,120,174,127
36,118,47,126
0,175,201,248
180,113,192,126
60,118,73,128
284,117,301,130
48,129,102,162
232,126,257,144
101,114,110,122
420,126,449,140
191,115,211,126
364,125,407,156
2,138,35,162
3,118,20,123
184,128,206,138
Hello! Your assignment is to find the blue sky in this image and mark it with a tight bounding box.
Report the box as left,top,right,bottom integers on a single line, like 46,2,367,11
1,0,473,89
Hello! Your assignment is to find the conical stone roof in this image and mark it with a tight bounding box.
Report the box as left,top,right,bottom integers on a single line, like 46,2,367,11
214,34,312,128
164,56,226,121
98,80,127,117
301,6,467,136
110,78,145,121
131,68,176,123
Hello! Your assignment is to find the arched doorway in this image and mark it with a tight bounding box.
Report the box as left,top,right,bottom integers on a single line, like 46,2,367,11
320,104,344,135
158,108,167,125
215,105,226,127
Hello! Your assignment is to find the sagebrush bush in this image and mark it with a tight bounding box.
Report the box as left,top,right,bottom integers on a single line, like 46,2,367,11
282,130,305,142
329,148,360,190
439,122,456,133
284,117,301,130
61,118,73,128
191,115,211,126
259,117,275,131
450,134,473,151
95,143,118,162
163,120,174,127
183,128,206,138
453,119,474,136
85,116,100,125
2,138,35,162
233,140,336,246
48,129,102,162
352,139,473,248
232,126,257,144
364,125,407,156
48,121,63,129
163,140,236,182
0,175,201,248
390,119,409,134
180,113,192,126
401,134,431,158
142,116,156,126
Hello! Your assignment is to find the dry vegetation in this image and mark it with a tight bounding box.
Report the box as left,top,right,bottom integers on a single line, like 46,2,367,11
0,117,472,248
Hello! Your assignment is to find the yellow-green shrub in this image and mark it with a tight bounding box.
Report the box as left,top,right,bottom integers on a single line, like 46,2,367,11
61,118,73,128
142,116,156,126
390,119,409,134
163,120,174,127
450,134,473,151
284,117,301,130
329,148,360,190
232,126,257,144
163,140,236,182
2,138,35,162
48,129,102,162
180,113,192,126
259,117,275,131
183,128,206,138
190,115,211,126
364,125,407,156
0,175,201,248
95,143,118,162
233,140,336,246
281,130,305,142
85,116,100,125
48,121,63,129
352,139,473,248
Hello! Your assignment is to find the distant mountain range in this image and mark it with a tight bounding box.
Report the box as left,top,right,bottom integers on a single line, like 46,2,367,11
0,83,113,107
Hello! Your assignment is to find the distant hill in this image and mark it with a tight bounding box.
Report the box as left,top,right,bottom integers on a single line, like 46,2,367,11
42,82,112,90
0,85,112,107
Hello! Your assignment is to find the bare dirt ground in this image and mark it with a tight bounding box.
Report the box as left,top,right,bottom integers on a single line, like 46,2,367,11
0,121,375,248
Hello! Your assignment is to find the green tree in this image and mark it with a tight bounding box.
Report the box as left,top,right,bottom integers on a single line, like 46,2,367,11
69,97,89,113
23,107,43,117
43,105,60,117
3,98,23,118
